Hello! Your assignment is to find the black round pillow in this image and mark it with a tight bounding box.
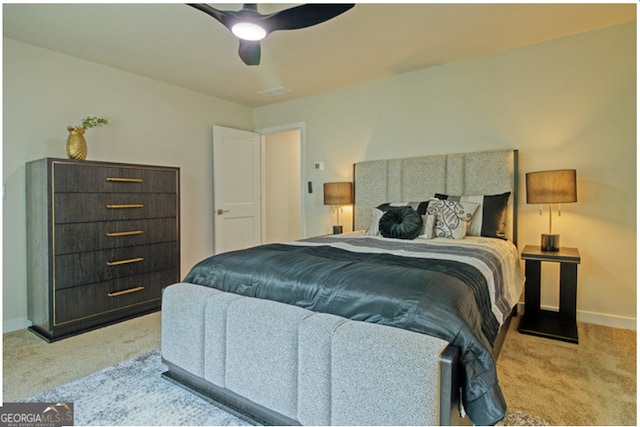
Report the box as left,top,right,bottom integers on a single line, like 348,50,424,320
378,206,423,240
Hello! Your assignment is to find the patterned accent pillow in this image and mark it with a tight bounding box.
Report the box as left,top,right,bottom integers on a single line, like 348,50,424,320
434,192,510,239
423,199,479,239
378,206,424,240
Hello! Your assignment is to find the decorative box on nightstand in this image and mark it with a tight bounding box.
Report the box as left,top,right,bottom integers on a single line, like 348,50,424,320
518,245,581,344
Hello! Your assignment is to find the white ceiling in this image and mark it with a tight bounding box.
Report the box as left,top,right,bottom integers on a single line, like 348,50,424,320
3,3,636,107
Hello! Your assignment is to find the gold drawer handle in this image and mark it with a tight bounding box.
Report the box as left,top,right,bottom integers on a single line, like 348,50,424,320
108,286,144,297
106,204,144,209
106,230,144,237
107,257,144,266
106,177,143,183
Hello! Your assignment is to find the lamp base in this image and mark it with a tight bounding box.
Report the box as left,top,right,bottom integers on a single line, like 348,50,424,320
541,234,560,251
332,225,343,235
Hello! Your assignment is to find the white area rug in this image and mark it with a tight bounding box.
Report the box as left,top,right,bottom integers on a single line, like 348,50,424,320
23,349,249,426
24,349,549,426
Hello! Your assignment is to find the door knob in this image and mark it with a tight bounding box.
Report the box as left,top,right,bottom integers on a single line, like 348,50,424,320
216,209,229,215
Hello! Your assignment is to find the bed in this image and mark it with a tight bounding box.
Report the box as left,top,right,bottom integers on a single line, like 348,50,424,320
161,149,524,426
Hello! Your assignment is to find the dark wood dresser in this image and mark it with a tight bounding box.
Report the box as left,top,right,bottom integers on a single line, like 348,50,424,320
26,158,180,341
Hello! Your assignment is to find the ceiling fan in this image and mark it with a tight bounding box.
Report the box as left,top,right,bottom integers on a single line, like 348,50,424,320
188,3,355,66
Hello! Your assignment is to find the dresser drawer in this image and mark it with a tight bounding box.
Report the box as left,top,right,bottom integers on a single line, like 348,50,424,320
55,218,178,254
53,162,177,193
55,241,177,289
54,193,177,223
54,269,177,325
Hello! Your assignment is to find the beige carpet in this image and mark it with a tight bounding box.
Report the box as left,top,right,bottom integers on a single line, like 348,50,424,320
497,318,636,426
3,312,161,402
3,312,636,425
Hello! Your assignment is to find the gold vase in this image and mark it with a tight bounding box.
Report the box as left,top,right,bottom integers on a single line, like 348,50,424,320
66,127,87,160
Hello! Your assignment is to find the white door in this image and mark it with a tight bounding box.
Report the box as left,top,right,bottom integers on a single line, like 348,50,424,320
213,125,261,253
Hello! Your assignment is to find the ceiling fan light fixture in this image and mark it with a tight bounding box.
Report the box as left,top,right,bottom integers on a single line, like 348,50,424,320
232,22,267,41
188,3,355,65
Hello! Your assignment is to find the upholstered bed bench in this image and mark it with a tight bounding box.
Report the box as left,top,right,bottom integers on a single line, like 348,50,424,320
161,282,463,426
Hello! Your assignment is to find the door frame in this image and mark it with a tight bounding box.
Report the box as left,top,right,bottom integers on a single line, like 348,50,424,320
256,122,307,240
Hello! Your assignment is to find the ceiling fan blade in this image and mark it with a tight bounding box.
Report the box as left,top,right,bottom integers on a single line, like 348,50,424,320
264,4,355,32
238,39,261,66
187,3,235,30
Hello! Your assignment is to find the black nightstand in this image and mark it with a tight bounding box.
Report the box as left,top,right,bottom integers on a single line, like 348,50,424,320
518,245,581,344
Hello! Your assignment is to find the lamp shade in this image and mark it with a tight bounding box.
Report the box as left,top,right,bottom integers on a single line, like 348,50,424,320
526,170,577,204
324,182,353,205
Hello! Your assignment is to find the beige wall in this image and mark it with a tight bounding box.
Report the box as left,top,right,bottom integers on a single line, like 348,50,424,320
255,23,636,328
3,38,254,330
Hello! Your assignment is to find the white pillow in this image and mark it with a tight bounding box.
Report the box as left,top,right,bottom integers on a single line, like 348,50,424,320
422,199,479,239
366,207,386,235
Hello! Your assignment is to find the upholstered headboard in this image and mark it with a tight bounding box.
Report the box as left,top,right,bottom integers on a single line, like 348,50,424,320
353,149,518,244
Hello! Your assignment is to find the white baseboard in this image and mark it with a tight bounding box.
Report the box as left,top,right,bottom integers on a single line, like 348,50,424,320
516,303,636,331
3,317,32,334
577,310,636,330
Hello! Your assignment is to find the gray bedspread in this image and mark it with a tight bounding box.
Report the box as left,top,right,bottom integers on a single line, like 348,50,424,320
183,238,509,425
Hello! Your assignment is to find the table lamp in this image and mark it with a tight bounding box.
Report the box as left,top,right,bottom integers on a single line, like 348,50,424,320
526,169,577,251
323,182,353,234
